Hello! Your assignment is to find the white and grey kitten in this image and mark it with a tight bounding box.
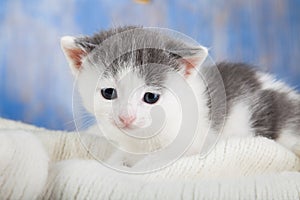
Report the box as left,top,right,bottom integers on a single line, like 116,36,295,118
61,26,300,167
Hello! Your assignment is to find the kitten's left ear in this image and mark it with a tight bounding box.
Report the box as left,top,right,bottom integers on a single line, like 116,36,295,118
173,45,208,77
60,36,95,75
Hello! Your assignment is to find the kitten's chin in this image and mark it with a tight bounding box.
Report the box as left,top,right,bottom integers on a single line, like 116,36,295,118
115,124,135,131
112,119,153,132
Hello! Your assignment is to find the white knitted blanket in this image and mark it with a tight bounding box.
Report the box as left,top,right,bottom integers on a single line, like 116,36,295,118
0,118,300,200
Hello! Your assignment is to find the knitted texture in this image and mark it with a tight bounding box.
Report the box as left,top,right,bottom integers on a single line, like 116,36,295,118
0,118,300,199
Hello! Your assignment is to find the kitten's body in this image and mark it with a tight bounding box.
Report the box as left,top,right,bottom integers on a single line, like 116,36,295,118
205,63,300,148
61,26,300,167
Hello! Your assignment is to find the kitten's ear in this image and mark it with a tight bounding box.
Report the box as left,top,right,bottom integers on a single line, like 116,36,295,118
173,45,208,77
60,36,94,75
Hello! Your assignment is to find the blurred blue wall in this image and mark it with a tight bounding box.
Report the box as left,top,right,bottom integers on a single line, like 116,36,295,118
0,0,299,130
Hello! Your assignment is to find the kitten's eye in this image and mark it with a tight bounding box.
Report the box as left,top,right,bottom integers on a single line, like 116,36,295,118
143,92,160,104
101,88,117,100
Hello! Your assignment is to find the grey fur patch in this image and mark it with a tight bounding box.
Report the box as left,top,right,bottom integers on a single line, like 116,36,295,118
216,62,261,103
107,48,179,88
251,90,300,139
202,62,261,129
74,26,204,88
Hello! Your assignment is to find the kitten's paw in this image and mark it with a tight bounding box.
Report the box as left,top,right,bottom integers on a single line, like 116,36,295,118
105,152,128,167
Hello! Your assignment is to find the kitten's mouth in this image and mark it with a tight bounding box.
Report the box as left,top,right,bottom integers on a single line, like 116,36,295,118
113,121,135,130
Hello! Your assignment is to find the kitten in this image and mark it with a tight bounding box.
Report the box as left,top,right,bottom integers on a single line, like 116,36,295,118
60,26,300,168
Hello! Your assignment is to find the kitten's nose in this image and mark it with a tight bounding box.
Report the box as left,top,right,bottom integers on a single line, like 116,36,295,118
118,115,136,127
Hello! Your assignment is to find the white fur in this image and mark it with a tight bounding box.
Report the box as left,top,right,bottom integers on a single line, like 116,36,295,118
82,67,184,153
221,102,254,139
277,130,300,156
177,68,212,156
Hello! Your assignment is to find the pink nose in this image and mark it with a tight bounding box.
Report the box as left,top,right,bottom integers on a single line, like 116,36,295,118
119,115,136,126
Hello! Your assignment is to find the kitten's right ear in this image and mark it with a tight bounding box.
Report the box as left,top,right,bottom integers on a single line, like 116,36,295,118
60,36,92,75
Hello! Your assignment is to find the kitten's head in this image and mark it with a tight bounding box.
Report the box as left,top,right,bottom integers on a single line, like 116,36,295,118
61,26,208,150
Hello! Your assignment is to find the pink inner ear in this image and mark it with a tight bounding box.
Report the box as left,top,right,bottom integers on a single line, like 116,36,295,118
65,48,87,70
179,57,200,77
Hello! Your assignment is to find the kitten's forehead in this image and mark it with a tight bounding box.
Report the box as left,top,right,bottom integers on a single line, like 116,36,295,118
115,68,145,94
94,49,177,88
102,63,169,91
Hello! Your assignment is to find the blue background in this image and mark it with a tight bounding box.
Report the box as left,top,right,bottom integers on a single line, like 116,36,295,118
0,0,299,130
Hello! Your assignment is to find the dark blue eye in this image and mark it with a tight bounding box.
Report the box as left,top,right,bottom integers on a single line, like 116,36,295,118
143,92,160,104
101,88,117,100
